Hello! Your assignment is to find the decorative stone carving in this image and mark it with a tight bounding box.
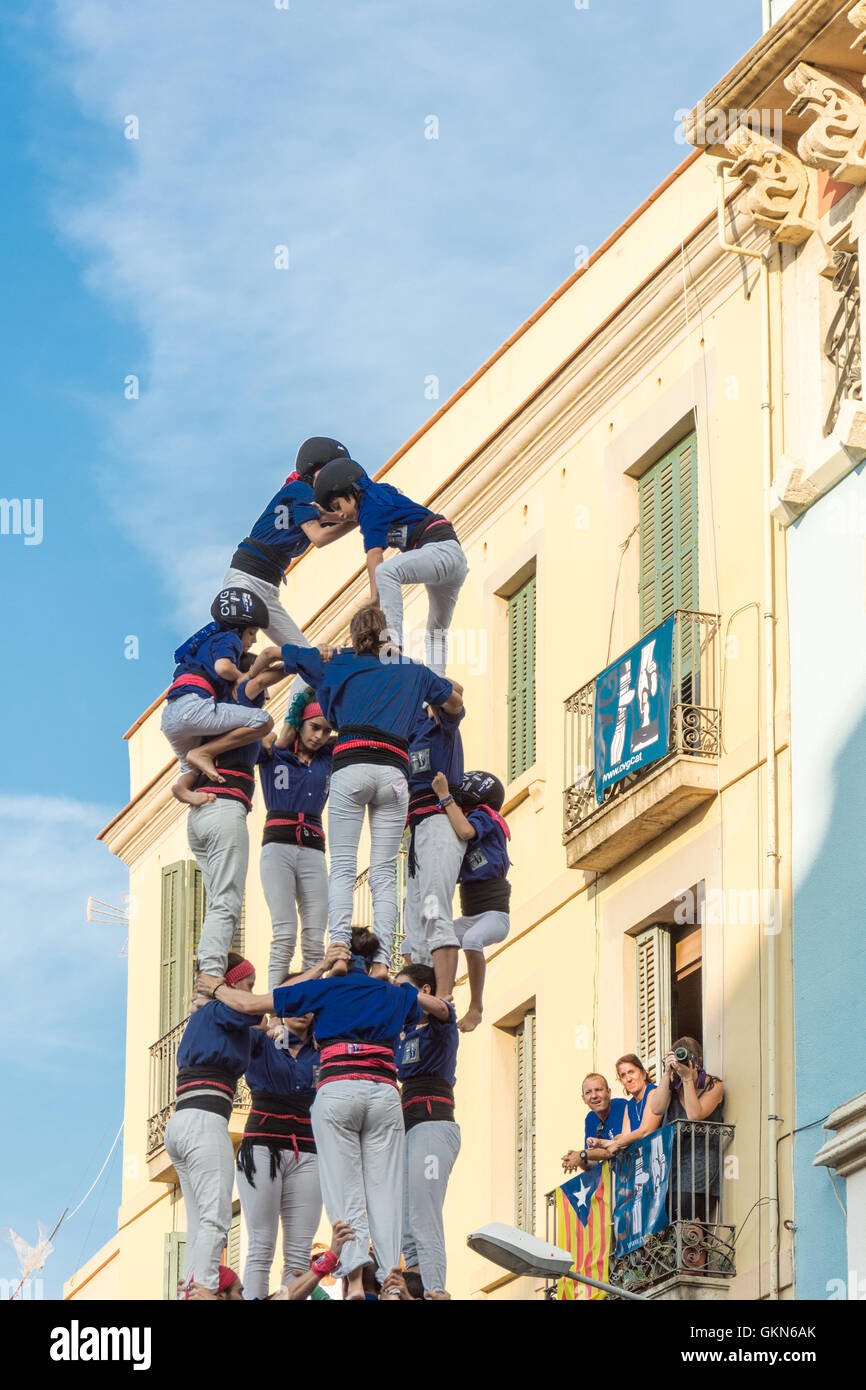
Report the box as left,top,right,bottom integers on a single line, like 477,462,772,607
722,124,814,245
848,1,866,62
785,63,866,185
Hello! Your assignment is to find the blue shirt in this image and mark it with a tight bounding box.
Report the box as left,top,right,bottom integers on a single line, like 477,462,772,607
169,624,243,701
258,742,332,815
281,645,452,741
245,1030,318,1099
355,471,437,552
584,1098,628,1144
272,974,423,1047
408,706,465,793
395,1002,458,1086
626,1083,656,1130
231,680,267,771
176,1001,262,1076
243,479,320,563
458,808,511,883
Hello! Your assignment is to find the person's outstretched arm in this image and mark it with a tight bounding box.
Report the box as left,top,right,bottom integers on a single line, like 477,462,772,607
301,517,357,548
270,1221,356,1300
366,547,384,603
431,772,476,841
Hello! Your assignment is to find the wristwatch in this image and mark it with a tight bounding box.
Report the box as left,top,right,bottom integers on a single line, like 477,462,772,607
579,1149,588,1164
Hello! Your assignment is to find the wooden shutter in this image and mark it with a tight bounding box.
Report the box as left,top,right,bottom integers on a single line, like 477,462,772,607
160,863,190,1035
638,432,698,636
188,869,245,1012
163,1232,186,1300
635,926,672,1082
514,1010,537,1232
507,574,537,783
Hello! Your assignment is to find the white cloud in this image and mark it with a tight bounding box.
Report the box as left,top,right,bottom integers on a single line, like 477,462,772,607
0,796,128,1031
44,0,589,629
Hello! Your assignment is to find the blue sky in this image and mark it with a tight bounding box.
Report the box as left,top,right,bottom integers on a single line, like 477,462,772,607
0,0,762,1298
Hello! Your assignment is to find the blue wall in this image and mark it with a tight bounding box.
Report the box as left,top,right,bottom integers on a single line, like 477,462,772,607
788,463,866,1299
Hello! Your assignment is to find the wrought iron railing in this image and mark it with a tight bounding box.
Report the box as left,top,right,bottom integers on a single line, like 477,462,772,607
353,842,409,975
544,1119,735,1299
146,1018,252,1158
563,609,720,837
824,249,862,436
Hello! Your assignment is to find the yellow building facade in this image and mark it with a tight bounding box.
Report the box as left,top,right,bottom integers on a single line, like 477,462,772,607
69,2,866,1300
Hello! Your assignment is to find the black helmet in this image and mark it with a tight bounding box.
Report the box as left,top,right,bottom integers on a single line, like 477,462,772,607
457,770,505,812
295,436,350,482
210,587,269,631
314,457,365,508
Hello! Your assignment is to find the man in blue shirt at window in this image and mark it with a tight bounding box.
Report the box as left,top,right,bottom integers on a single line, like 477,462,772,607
561,1073,628,1174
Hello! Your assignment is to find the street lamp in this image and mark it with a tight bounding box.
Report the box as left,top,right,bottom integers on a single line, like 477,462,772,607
467,1222,646,1302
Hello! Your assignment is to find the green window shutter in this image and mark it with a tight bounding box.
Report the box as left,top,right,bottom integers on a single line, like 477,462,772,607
160,863,190,1035
163,1232,186,1300
514,1010,537,1232
638,431,698,636
635,926,672,1083
507,574,536,783
187,866,245,1012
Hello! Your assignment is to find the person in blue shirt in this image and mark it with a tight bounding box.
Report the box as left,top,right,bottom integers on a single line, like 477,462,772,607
220,436,357,649
197,927,448,1301
429,768,511,1026
248,603,463,976
161,587,274,787
185,665,281,981
258,685,335,987
234,957,335,1301
313,457,469,676
164,953,263,1297
394,963,461,1300
402,695,466,1000
591,1053,662,1161
561,1073,629,1175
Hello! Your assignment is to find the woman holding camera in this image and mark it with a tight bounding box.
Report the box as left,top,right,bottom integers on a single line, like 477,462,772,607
651,1036,725,1233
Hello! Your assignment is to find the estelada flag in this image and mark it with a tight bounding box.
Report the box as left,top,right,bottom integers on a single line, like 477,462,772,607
554,1164,613,1300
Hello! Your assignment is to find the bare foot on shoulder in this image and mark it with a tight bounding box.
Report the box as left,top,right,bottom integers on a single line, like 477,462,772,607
369,963,390,981
187,748,224,782
458,1005,483,1033
328,958,348,977
176,788,217,807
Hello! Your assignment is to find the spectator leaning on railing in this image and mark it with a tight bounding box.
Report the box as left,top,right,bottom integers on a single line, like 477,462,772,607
592,1053,663,1158
561,1073,628,1174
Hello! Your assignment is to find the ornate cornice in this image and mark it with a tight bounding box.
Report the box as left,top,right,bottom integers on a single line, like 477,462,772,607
785,62,866,184
849,1,866,61
722,124,814,244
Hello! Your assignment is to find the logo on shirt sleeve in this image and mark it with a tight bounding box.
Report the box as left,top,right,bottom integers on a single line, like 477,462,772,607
403,1037,421,1064
387,523,409,550
410,749,431,774
466,847,489,873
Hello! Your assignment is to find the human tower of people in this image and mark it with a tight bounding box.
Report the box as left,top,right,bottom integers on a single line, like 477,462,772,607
158,437,512,1300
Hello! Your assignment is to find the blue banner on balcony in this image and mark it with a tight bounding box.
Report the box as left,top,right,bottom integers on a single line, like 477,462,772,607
594,615,675,803
612,1123,675,1256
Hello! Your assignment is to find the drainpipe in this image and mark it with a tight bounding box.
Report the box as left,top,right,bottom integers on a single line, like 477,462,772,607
715,162,781,1299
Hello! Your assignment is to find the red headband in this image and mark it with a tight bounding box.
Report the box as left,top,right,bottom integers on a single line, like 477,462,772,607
302,701,324,722
225,958,255,987
218,1265,239,1293
284,470,301,484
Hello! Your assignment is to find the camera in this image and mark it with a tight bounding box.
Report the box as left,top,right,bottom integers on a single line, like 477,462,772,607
673,1045,696,1065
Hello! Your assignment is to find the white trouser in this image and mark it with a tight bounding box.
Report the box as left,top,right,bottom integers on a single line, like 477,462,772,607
237,1149,322,1299
327,764,409,967
375,540,468,675
164,1108,235,1294
311,1080,405,1284
187,800,249,976
403,815,464,959
259,841,329,988
453,909,510,953
221,564,310,701
402,1120,461,1296
161,692,270,774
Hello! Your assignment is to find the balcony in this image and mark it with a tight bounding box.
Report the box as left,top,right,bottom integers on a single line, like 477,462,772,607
563,610,720,873
146,1018,251,1183
544,1120,736,1301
